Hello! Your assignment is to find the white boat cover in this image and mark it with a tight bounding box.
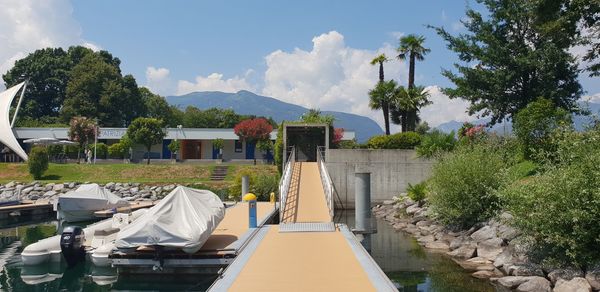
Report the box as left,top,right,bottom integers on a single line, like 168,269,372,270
115,186,225,254
58,184,129,215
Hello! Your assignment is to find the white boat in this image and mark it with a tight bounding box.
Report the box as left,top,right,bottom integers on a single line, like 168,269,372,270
115,186,225,254
56,183,129,222
21,209,147,266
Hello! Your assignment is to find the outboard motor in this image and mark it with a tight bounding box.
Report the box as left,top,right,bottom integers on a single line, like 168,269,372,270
60,226,86,267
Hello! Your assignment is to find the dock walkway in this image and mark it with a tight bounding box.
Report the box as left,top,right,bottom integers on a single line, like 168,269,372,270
209,162,397,291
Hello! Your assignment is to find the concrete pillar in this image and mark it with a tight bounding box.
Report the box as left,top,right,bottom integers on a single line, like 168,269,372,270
355,172,371,232
241,175,249,198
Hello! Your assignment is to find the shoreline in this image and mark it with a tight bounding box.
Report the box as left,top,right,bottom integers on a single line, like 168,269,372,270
372,197,600,291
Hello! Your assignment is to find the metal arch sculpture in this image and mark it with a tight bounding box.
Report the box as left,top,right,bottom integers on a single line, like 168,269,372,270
0,82,28,161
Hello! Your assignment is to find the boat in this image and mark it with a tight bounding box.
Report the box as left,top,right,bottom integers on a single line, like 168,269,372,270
114,186,225,254
21,209,147,266
55,183,130,222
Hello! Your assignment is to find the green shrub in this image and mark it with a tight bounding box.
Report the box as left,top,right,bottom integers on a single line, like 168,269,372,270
47,145,63,157
407,182,427,204
228,169,256,200
274,123,284,174
428,142,509,228
28,146,49,179
108,143,126,159
253,174,279,201
506,160,538,180
367,132,421,149
64,145,80,159
501,128,600,269
416,130,456,158
337,139,360,149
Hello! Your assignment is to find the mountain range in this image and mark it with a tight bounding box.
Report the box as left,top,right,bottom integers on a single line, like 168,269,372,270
436,101,600,134
166,90,384,142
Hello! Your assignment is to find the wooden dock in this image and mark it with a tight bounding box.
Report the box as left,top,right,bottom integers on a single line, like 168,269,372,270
209,162,397,291
0,200,54,220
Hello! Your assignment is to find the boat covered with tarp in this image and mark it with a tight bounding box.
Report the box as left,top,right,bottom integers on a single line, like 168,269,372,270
114,186,225,254
57,183,129,222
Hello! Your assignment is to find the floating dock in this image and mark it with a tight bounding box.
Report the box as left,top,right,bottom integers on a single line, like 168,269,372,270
109,201,278,274
209,162,397,291
0,200,53,220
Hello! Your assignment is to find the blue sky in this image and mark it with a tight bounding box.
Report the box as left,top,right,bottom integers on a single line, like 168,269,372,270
1,0,598,129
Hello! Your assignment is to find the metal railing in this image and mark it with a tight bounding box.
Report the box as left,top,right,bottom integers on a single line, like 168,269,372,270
317,146,334,220
278,147,296,222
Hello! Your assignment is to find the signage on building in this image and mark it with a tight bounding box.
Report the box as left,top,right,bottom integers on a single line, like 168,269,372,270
99,129,127,139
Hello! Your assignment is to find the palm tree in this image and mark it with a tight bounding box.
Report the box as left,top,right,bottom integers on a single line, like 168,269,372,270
370,54,389,83
395,34,430,131
369,80,396,135
370,54,391,135
393,85,432,131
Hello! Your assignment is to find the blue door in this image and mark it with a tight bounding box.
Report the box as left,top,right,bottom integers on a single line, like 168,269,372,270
245,141,255,159
212,144,220,159
162,140,171,159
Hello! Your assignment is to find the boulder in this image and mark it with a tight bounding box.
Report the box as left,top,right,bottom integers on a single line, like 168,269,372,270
417,235,435,244
471,226,497,242
53,184,65,192
472,269,503,279
383,199,395,205
130,187,139,193
477,238,505,260
585,269,600,290
447,244,476,259
493,249,514,268
405,204,421,215
497,224,520,241
548,269,584,285
105,182,115,190
553,277,592,292
21,187,34,194
495,276,532,289
509,265,545,277
43,190,57,198
4,181,16,188
455,257,494,271
425,241,450,251
516,277,551,292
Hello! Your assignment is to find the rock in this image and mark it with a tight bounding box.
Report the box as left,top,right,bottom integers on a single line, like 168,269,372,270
415,220,431,227
44,183,55,191
449,237,466,250
132,187,140,193
455,257,494,271
405,204,421,215
68,182,75,188
447,244,477,259
553,277,592,292
5,181,15,188
404,225,420,235
495,276,532,289
392,222,406,230
43,190,57,198
548,269,584,285
493,249,514,268
53,184,64,192
471,226,497,242
509,265,545,277
585,269,600,290
516,276,551,292
383,199,395,205
417,235,435,244
410,215,427,224
425,241,450,251
29,195,40,200
164,184,175,191
472,269,503,279
105,182,115,190
497,224,519,241
21,187,34,194
121,196,134,201
477,238,505,260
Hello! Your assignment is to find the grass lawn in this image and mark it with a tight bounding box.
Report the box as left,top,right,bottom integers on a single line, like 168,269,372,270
0,163,277,184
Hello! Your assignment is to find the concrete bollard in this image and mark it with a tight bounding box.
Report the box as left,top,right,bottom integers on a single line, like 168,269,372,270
241,175,249,200
355,172,372,252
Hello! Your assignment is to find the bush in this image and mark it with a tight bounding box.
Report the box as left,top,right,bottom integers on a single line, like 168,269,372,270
228,169,255,200
108,143,126,159
500,128,600,269
407,182,427,204
428,142,509,228
253,174,279,201
367,132,421,149
64,145,80,159
416,130,456,158
28,146,49,179
86,143,108,159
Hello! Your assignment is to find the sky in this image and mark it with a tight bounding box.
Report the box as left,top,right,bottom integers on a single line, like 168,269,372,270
1,0,598,130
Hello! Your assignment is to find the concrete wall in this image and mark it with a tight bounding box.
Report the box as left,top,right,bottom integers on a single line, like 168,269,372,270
325,149,435,208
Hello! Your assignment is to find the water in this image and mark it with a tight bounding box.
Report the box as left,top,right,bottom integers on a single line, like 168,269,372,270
0,214,494,291
335,211,495,292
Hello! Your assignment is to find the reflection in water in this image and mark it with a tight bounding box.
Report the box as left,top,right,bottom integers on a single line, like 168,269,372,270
335,211,494,292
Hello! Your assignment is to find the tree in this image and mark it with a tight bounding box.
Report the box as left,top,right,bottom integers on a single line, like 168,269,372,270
68,117,97,163
167,140,181,160
212,138,224,159
256,139,274,163
513,97,572,160
234,118,274,164
431,1,583,125
28,146,49,180
370,53,389,83
368,80,396,135
300,108,335,125
392,85,432,131
394,34,431,132
415,121,431,135
140,87,182,127
126,118,166,164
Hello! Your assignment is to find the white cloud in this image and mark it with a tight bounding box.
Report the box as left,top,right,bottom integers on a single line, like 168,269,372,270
0,0,95,88
419,85,475,127
262,31,409,130
82,41,102,52
145,66,174,96
176,71,255,95
583,92,600,103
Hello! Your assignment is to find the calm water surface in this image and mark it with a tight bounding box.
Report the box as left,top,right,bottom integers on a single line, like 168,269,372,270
0,212,494,291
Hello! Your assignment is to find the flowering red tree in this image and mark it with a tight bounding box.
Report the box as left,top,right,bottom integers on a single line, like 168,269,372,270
333,128,344,146
234,118,273,142
234,118,273,164
68,117,97,163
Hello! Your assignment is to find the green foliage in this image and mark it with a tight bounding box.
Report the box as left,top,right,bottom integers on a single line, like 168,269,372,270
140,87,181,127
338,139,360,149
366,132,421,149
212,138,224,150
416,130,456,158
68,116,96,163
108,143,126,159
274,123,284,174
256,139,273,152
407,182,427,203
28,146,49,179
431,1,583,125
300,109,335,125
369,80,396,135
168,140,181,153
513,98,572,161
228,169,255,200
428,142,510,228
415,122,430,135
86,143,108,159
126,117,166,164
253,174,279,201
46,145,63,157
506,160,539,181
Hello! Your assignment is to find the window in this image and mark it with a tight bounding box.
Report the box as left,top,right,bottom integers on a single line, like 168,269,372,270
235,140,243,153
